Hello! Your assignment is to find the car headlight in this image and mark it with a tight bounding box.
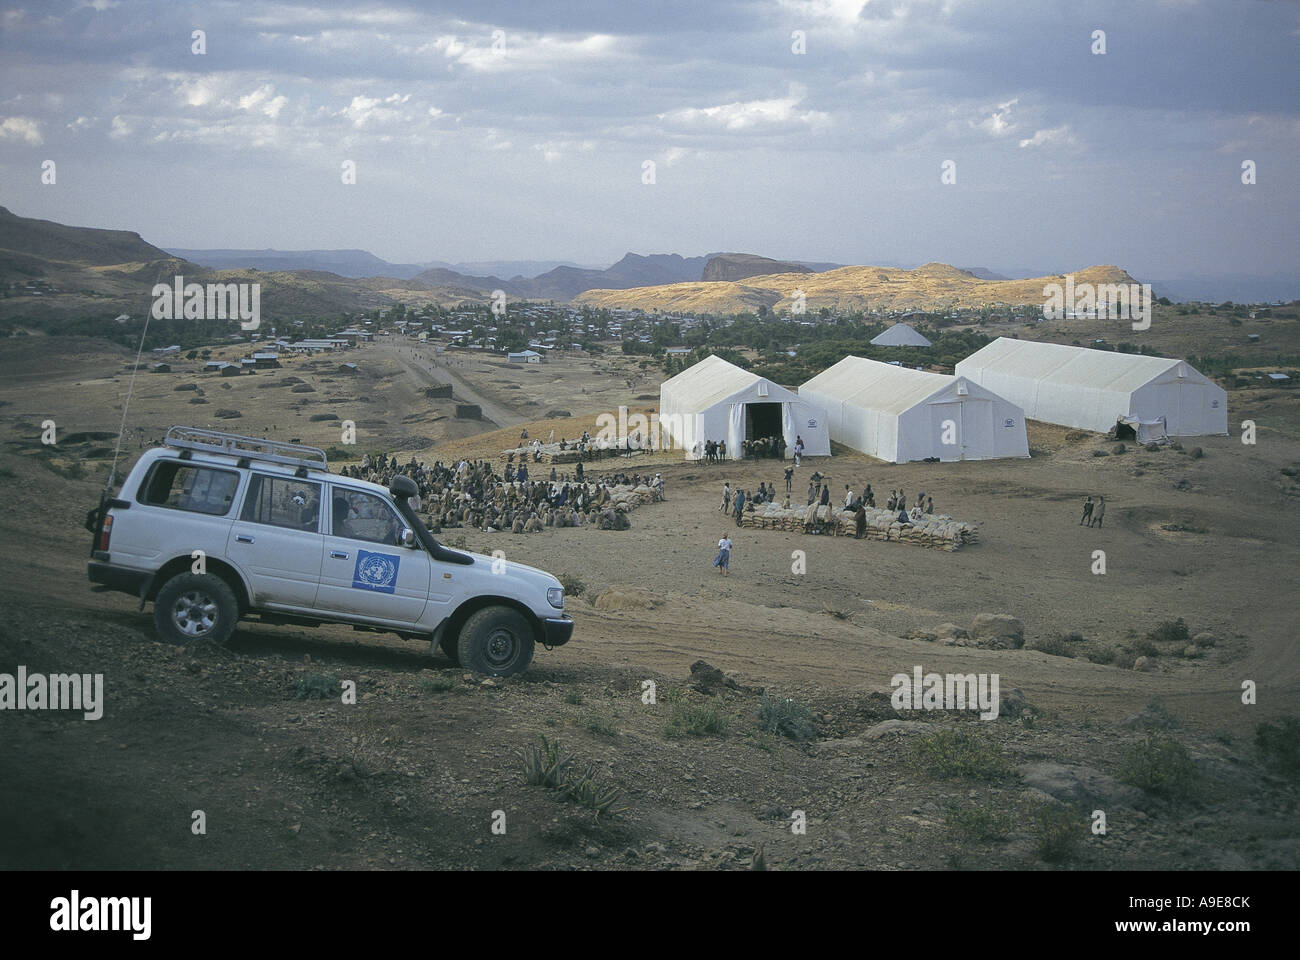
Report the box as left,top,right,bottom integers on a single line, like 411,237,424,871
547,587,565,609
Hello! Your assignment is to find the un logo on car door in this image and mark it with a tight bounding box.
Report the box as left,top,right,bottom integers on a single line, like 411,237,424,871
353,550,400,594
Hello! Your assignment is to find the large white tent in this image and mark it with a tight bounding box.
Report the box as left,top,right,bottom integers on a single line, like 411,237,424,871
659,355,831,460
799,356,1030,463
870,322,932,347
955,338,1228,437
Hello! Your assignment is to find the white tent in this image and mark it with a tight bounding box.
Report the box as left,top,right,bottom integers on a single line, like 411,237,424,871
659,355,831,460
955,338,1227,436
800,356,1029,463
870,322,932,347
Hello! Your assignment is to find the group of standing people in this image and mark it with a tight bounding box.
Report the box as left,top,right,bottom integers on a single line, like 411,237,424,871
1080,495,1106,527
698,434,807,465
701,439,727,462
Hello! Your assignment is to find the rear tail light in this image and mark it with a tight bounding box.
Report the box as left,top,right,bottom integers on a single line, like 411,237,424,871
98,514,113,552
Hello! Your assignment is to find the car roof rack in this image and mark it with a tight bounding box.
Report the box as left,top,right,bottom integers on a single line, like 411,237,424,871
164,426,330,473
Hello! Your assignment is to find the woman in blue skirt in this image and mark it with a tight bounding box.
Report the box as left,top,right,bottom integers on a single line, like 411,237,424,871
712,533,733,576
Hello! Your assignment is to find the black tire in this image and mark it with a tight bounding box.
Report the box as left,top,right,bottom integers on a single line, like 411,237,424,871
439,634,461,666
456,606,535,678
153,573,239,646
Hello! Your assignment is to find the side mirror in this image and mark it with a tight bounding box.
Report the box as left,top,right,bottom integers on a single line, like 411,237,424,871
400,527,417,548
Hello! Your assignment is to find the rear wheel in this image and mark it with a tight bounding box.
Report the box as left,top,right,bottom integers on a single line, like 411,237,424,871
153,573,239,646
457,606,535,677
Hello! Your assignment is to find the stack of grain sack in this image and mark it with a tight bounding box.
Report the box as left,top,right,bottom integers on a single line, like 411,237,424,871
738,503,977,551
607,483,661,510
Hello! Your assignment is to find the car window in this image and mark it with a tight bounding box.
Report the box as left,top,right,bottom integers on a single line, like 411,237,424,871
330,488,403,545
240,474,323,532
138,461,240,516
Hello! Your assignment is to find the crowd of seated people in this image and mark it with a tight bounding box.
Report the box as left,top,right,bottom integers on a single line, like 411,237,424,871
336,452,664,534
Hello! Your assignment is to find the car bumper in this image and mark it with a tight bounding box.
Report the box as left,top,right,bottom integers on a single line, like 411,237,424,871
543,615,574,647
88,560,151,598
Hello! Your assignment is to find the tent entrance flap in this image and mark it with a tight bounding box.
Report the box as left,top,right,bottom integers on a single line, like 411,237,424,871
1119,415,1167,444
727,403,744,458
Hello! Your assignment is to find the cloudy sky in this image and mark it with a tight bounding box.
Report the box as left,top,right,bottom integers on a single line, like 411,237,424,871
1,0,1297,281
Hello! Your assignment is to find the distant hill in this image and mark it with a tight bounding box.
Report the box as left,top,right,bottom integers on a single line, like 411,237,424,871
0,206,173,265
411,252,713,302
167,248,435,280
527,252,711,300
958,266,1012,282
575,262,1143,314
703,253,813,282
454,260,598,279
409,267,519,295
0,209,492,321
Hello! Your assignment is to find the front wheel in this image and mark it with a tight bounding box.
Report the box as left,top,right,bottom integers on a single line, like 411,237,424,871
457,606,535,677
153,573,239,646
439,634,461,666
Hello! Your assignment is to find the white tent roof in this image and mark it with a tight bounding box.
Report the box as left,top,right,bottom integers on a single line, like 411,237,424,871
957,337,1196,392
802,356,955,415
870,322,932,347
659,353,800,408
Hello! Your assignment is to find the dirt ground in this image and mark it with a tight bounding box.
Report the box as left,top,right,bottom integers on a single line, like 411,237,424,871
1,334,1297,871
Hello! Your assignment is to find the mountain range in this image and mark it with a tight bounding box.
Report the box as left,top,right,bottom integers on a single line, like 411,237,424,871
1,206,1293,323
165,249,606,281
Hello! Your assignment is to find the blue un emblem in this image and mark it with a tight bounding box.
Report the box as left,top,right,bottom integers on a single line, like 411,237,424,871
353,550,400,594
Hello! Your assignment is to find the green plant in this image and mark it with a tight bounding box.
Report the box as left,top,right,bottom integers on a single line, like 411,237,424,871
1086,645,1117,665
1118,733,1197,798
1024,633,1076,658
557,573,586,598
585,714,618,737
912,729,1015,782
664,701,728,738
1255,717,1300,779
1031,802,1083,863
294,673,340,699
520,736,625,818
757,692,817,741
522,735,571,788
1130,637,1160,659
555,762,626,818
563,691,584,705
419,674,456,694
944,801,1016,843
1146,618,1190,646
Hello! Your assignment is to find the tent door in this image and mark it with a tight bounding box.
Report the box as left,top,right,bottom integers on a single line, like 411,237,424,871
746,402,782,441
930,401,964,461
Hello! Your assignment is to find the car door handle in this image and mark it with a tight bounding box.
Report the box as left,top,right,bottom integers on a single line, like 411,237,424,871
236,534,254,544
330,551,349,560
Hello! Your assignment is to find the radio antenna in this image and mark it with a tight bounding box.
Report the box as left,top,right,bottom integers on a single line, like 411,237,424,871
107,269,162,491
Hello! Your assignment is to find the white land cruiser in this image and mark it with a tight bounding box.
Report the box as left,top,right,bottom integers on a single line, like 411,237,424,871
86,426,572,676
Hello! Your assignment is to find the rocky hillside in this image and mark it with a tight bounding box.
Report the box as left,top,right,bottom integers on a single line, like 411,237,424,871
0,207,491,321
576,262,1143,314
